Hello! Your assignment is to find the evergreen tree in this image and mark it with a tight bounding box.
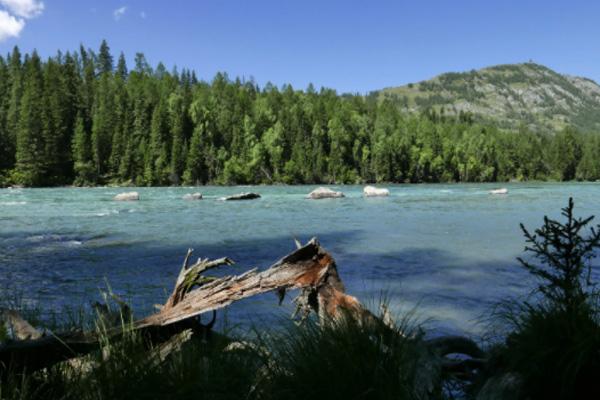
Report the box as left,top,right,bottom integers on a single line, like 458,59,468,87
552,128,582,181
168,92,186,184
5,46,23,173
145,100,170,185
91,73,115,178
72,113,95,184
14,52,46,186
97,39,113,75
0,57,11,175
116,52,128,80
183,122,207,185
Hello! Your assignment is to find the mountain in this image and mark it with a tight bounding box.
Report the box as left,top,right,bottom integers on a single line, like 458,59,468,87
376,63,600,133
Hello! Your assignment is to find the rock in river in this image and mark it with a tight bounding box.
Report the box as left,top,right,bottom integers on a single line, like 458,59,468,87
363,185,390,197
489,188,508,195
183,193,203,200
220,192,261,201
306,187,345,199
114,192,139,201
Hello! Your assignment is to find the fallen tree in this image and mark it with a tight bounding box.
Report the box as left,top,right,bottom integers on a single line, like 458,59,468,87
0,238,486,386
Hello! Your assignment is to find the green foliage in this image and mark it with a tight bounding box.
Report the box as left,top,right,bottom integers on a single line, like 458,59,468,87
1,43,599,187
72,114,96,185
258,317,426,400
486,198,600,399
14,51,46,186
518,198,600,310
0,306,432,400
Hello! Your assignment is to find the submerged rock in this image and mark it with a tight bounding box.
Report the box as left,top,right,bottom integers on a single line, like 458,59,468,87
183,193,203,200
489,188,508,195
363,185,390,197
220,192,261,201
306,187,345,199
114,192,139,201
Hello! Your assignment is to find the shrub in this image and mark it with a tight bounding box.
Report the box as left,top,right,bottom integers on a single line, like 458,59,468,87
487,198,600,399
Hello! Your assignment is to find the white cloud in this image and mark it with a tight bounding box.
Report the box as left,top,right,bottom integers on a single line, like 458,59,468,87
0,0,43,41
0,0,44,19
113,6,127,21
0,9,24,41
140,11,146,19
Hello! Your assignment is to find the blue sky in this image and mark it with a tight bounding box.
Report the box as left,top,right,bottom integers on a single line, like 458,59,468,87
0,0,599,93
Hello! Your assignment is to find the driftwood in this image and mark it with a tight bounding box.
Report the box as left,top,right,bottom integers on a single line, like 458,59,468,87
0,239,371,372
1,310,43,340
139,238,377,328
0,238,485,383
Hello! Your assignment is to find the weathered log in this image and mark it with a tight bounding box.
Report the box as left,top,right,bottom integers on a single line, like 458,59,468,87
0,237,486,384
1,310,42,340
138,238,375,328
0,239,370,373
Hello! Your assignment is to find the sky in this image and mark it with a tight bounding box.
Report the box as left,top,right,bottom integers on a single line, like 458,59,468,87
0,0,599,94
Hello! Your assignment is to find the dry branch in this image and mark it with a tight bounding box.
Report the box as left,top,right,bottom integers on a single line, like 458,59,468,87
138,238,375,328
0,238,366,372
1,310,42,341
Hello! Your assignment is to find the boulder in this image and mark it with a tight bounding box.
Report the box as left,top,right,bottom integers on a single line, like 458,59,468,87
113,192,139,201
183,193,203,200
220,192,261,201
306,187,345,199
489,188,508,195
363,185,390,197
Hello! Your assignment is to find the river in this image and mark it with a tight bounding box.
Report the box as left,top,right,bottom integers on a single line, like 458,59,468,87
1,183,599,336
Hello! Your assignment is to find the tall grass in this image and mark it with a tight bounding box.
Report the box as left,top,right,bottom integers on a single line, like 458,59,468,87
254,315,429,400
1,304,436,400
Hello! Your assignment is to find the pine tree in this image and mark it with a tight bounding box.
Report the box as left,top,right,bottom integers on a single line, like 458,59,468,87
42,58,70,183
79,46,96,128
5,46,23,173
97,40,113,75
14,52,46,186
72,113,95,184
183,123,206,185
91,73,115,179
145,100,170,185
0,57,12,175
109,71,130,177
116,52,128,80
168,92,186,184
551,128,582,181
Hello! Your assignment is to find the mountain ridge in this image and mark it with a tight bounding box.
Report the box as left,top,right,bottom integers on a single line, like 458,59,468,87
375,62,600,133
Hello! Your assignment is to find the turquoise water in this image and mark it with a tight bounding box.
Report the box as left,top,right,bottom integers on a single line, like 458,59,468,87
1,183,599,336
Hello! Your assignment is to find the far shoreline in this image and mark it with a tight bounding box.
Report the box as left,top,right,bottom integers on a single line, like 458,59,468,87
3,179,600,190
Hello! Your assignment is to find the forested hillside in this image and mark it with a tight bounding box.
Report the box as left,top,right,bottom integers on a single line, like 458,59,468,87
1,42,599,187
377,63,600,133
